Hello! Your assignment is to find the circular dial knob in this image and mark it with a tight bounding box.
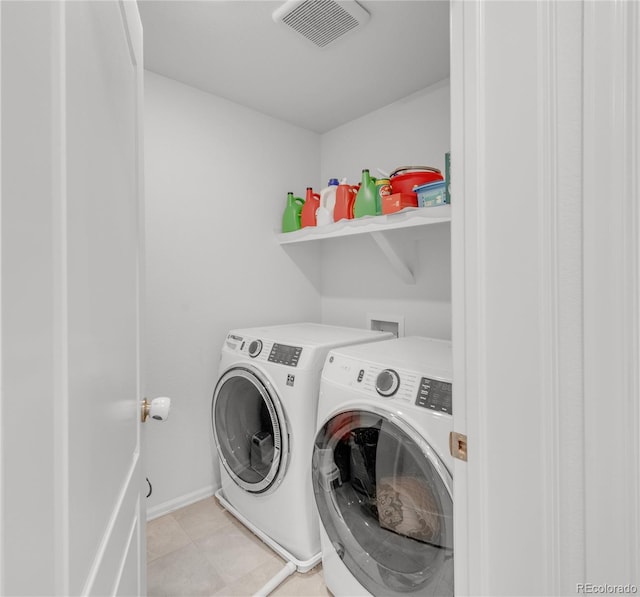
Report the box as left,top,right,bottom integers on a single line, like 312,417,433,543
375,369,400,397
248,339,263,358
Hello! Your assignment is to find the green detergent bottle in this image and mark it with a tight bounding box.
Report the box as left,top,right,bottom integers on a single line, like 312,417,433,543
353,169,378,218
281,192,305,233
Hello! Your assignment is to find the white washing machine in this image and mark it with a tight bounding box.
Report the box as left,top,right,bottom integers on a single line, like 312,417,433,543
312,336,454,596
211,323,393,565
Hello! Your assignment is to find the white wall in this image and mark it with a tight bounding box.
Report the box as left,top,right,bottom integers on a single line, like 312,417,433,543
143,72,321,514
319,80,451,338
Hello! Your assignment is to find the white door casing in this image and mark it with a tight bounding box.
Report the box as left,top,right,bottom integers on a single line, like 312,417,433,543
582,0,640,587
0,2,145,595
451,1,639,595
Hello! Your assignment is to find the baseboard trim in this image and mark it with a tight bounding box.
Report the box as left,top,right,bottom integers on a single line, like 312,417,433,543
146,485,217,521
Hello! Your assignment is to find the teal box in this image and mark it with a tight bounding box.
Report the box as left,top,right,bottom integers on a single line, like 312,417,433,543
414,180,447,207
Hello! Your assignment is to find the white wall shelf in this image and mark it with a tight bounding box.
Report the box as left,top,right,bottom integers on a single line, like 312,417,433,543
276,205,451,284
276,205,450,244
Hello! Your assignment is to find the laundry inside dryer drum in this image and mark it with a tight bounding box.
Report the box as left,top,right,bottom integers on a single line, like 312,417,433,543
213,371,283,491
313,410,454,596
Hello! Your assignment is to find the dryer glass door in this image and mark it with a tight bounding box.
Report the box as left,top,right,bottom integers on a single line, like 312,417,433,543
212,367,288,493
313,409,453,596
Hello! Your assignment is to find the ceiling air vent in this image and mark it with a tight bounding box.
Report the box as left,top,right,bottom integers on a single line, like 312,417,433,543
273,0,370,49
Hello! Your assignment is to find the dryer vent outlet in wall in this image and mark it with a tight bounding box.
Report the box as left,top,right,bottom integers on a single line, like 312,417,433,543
367,314,405,338
272,0,370,49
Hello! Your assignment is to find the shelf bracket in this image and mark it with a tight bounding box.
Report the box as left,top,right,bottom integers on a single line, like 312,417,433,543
370,231,415,284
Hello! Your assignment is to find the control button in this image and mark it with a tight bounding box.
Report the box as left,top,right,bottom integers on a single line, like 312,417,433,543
375,369,400,397
248,339,263,358
357,369,365,382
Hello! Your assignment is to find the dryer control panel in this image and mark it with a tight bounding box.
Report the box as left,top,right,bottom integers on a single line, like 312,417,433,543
225,334,304,367
268,343,302,367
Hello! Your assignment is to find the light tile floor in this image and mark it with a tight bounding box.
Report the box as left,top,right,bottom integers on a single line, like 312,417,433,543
147,496,332,597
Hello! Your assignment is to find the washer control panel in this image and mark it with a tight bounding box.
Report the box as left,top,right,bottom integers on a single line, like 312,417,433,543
268,343,302,367
339,359,451,415
415,377,452,414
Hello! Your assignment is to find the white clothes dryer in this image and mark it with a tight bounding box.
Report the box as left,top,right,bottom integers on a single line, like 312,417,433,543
211,323,393,564
312,336,454,596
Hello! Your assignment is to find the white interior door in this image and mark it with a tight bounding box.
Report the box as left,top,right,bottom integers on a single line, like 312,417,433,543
1,2,145,595
451,1,640,595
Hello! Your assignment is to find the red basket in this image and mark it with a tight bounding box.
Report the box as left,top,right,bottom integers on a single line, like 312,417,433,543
389,166,443,195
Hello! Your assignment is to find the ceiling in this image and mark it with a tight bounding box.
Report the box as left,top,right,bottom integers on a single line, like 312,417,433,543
137,0,450,133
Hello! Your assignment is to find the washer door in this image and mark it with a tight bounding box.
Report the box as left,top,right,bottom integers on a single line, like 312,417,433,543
212,366,289,494
312,408,453,596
